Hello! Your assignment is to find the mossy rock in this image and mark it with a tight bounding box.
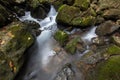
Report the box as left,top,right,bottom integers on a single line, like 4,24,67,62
105,44,120,56
27,0,50,8
0,21,34,80
71,16,95,27
54,30,69,46
73,0,90,10
87,55,120,80
56,4,80,25
65,37,79,54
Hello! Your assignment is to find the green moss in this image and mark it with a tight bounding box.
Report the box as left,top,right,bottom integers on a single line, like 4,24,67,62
72,16,95,27
54,30,68,46
106,45,120,55
74,0,90,10
65,37,79,54
56,4,80,25
87,56,120,80
98,56,120,80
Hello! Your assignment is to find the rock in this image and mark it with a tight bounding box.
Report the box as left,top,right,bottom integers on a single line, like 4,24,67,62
91,37,108,46
95,21,120,36
26,0,50,8
65,37,86,55
0,4,11,27
54,30,69,46
13,6,25,17
51,0,74,10
31,6,49,19
103,9,120,20
97,0,120,12
24,20,41,36
111,33,120,47
56,5,96,27
116,19,120,25
73,0,90,10
96,16,105,25
0,21,34,80
14,0,25,4
54,64,75,80
56,4,80,25
86,55,120,80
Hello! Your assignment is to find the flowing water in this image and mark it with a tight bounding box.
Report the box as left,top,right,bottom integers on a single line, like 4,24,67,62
17,5,97,80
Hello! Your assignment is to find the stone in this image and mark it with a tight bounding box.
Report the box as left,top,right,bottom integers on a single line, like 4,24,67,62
103,9,120,20
54,30,69,46
73,0,90,10
0,21,34,80
111,33,120,47
56,5,96,27
65,37,86,54
86,56,120,80
95,21,120,36
54,64,75,80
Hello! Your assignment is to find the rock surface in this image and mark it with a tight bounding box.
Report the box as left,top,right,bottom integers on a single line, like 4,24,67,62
0,21,34,80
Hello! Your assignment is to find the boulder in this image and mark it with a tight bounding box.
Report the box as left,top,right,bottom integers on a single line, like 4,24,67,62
65,37,86,54
86,55,120,80
73,0,90,10
54,64,75,80
103,9,120,20
56,5,96,27
95,21,120,36
0,21,34,80
54,30,69,46
76,44,120,80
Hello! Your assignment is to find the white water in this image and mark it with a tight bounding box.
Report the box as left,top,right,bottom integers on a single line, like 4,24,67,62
18,5,97,80
81,26,97,42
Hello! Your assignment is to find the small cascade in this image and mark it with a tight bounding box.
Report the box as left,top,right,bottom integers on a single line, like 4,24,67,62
18,5,98,80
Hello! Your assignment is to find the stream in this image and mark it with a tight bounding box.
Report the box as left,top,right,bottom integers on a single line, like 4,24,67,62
17,5,97,80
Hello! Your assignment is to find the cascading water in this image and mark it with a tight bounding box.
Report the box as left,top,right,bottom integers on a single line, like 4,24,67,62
18,5,98,80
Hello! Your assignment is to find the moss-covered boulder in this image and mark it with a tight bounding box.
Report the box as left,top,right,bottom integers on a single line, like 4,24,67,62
56,4,96,27
56,4,80,25
50,0,74,10
73,0,90,10
65,37,86,54
0,21,34,80
86,55,120,80
54,30,69,46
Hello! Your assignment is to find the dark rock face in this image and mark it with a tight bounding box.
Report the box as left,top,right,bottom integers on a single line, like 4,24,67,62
95,21,120,36
0,21,34,80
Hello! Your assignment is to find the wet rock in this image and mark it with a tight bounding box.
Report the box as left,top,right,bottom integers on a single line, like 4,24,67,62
56,4,80,25
95,21,120,36
54,30,69,46
0,4,11,27
96,16,105,25
91,37,108,46
111,33,120,47
65,37,86,55
103,9,120,20
51,0,74,10
31,6,49,19
0,21,34,80
86,55,120,80
24,20,41,36
54,64,75,80
96,0,120,13
73,0,90,10
14,6,25,17
56,4,96,27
